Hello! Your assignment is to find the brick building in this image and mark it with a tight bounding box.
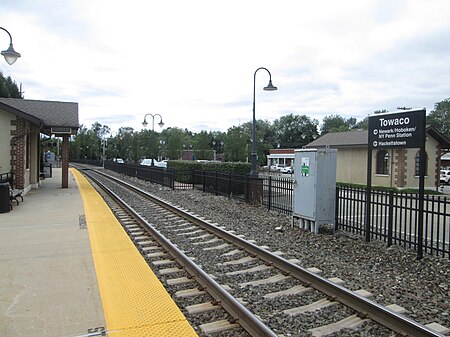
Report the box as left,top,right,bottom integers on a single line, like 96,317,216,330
0,98,79,193
266,148,295,167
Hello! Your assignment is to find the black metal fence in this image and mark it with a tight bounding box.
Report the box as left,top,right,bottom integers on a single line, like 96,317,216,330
103,161,175,188
262,175,294,215
337,186,450,259
93,161,449,259
192,170,263,204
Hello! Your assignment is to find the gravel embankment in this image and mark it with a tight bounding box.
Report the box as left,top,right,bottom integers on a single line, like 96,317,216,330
107,170,450,331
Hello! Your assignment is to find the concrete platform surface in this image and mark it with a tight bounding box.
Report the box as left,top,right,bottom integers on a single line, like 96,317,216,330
0,168,105,337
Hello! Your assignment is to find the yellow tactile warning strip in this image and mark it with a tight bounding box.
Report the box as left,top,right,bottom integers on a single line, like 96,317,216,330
71,169,198,337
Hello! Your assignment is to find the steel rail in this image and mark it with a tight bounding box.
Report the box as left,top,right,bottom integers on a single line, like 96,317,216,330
87,168,444,337
82,169,278,337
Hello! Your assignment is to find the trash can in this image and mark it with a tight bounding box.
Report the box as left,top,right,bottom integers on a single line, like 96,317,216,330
43,163,52,178
0,182,10,213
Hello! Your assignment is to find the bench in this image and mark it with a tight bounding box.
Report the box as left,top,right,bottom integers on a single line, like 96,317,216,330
10,185,24,206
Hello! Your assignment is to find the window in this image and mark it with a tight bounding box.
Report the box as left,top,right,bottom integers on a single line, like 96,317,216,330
376,150,389,175
414,151,428,176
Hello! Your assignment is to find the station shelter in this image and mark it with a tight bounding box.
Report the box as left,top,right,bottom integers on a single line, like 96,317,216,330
0,98,79,193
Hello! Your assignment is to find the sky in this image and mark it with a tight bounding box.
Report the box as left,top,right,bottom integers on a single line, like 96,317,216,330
1,0,450,134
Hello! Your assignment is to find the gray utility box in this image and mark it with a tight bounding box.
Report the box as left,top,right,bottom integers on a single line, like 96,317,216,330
292,148,337,233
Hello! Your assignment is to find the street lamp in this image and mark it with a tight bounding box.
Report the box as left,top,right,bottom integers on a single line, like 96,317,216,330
109,131,119,161
0,27,21,65
142,113,164,131
142,113,164,165
250,67,277,177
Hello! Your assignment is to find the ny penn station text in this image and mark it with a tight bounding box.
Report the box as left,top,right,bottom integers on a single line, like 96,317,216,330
378,126,416,139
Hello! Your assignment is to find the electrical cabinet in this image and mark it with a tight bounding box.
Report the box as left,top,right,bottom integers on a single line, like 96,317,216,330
293,148,337,233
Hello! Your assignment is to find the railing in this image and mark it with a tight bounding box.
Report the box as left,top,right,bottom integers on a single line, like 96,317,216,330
337,186,450,259
97,161,449,259
103,161,175,188
192,170,263,204
262,175,294,215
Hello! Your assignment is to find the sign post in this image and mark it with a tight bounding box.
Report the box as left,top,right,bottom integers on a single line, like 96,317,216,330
367,109,426,259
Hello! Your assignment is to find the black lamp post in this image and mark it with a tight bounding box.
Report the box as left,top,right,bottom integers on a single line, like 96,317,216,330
250,67,277,177
0,27,21,65
142,113,164,165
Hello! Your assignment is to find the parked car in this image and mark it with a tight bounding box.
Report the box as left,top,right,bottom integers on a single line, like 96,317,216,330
140,159,153,166
276,164,287,171
140,159,167,168
441,170,450,185
154,160,167,168
113,158,124,164
280,166,294,174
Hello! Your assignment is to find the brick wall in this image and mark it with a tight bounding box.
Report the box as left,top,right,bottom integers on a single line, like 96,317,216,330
394,148,407,187
10,117,26,189
62,135,69,188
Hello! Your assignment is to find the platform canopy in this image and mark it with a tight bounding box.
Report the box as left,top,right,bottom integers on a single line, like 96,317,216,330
0,97,79,135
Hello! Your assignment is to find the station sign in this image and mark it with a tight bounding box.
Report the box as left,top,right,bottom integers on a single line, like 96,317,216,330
368,109,425,149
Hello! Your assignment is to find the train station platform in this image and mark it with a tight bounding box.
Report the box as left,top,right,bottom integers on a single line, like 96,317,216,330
0,167,197,337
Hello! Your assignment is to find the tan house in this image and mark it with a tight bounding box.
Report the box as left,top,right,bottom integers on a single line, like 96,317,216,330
305,127,450,189
0,98,79,194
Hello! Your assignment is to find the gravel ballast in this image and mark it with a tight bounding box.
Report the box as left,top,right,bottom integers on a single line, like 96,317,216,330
105,170,450,333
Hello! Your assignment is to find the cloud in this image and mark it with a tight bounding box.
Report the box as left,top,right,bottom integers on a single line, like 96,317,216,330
2,0,450,133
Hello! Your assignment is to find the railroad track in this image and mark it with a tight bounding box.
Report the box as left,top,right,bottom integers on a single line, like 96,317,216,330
78,167,447,337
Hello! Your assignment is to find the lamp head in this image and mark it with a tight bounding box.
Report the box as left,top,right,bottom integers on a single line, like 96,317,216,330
142,120,148,127
263,79,277,91
158,120,164,128
1,43,21,65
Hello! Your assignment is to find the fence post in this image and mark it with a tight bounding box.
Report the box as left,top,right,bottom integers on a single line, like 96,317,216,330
335,186,339,231
387,190,394,247
215,171,218,196
245,175,249,201
202,170,206,193
171,169,175,190
268,176,272,211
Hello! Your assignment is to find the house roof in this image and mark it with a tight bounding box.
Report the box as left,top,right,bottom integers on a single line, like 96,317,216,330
305,126,450,149
305,129,368,148
269,148,296,154
0,98,79,131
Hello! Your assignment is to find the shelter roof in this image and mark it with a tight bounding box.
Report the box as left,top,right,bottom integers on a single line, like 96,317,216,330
305,130,368,148
0,98,79,132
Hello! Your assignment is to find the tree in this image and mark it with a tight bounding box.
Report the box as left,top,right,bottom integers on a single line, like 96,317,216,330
241,119,277,165
273,113,319,148
224,126,249,162
211,131,226,156
192,131,214,160
320,114,357,134
116,127,134,161
0,71,22,98
164,127,191,160
427,98,450,140
353,116,369,130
